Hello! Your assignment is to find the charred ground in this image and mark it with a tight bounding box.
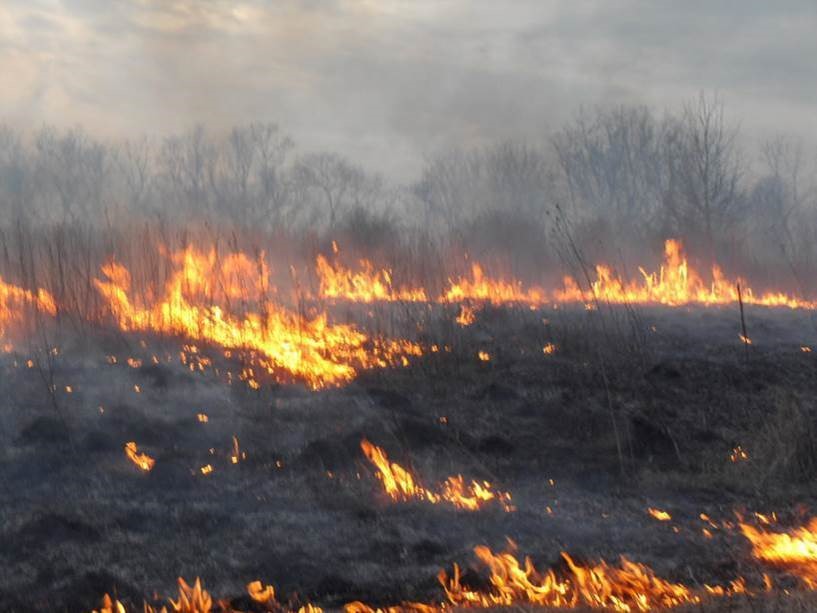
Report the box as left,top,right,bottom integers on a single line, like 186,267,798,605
2,304,817,611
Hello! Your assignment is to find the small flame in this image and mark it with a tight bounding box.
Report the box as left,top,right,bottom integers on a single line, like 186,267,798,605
91,594,126,613
230,435,245,464
455,304,476,326
729,446,749,463
124,441,155,472
247,580,275,604
647,507,672,522
360,440,512,512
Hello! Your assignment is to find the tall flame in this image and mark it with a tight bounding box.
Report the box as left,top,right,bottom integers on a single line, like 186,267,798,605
93,248,422,389
444,263,547,305
556,239,814,309
0,276,57,336
316,254,428,303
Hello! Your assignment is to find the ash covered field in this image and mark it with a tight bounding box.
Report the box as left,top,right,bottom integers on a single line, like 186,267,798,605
3,297,817,612
2,5,817,607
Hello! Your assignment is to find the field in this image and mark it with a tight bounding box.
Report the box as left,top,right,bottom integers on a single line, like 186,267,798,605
3,293,817,612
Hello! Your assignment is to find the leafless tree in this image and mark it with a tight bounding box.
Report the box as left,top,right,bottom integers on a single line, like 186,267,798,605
0,125,32,222
220,122,294,228
158,124,217,214
294,152,373,228
116,136,154,213
663,94,745,259
552,106,670,239
34,126,111,222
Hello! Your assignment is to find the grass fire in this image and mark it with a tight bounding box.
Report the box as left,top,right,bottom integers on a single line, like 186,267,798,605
2,3,817,612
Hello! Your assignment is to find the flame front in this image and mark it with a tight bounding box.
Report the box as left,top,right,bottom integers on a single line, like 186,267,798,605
360,440,513,512
556,239,814,309
439,544,700,611
741,517,817,587
444,263,548,305
316,253,428,303
317,239,813,310
93,247,422,389
0,276,57,336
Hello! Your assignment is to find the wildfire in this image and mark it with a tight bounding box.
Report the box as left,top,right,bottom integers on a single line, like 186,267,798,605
0,276,57,336
124,441,155,472
740,517,817,587
439,542,702,611
316,253,428,303
444,263,547,305
315,239,813,311
556,239,814,309
93,247,422,389
360,440,513,512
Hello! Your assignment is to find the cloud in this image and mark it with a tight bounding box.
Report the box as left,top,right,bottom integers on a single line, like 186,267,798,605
0,0,814,179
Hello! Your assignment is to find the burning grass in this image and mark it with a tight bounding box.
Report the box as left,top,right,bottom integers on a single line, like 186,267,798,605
93,247,423,389
4,229,817,613
741,517,817,587
360,439,514,512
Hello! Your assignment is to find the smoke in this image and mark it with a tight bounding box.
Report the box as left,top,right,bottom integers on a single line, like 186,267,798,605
1,1,816,180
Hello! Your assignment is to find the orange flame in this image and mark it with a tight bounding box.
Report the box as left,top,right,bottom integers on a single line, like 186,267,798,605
0,276,57,336
556,239,814,309
741,517,817,587
92,594,126,613
360,440,513,512
93,248,421,389
455,304,477,326
124,441,155,472
444,264,547,305
647,508,672,522
439,543,701,611
316,254,428,303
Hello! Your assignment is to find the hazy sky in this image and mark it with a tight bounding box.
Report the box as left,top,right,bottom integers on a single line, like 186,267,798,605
1,0,815,179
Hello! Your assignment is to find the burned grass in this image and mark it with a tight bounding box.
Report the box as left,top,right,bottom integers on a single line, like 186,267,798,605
1,304,817,611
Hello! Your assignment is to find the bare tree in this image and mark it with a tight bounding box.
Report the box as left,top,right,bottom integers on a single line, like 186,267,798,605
294,152,370,228
34,126,111,222
116,136,154,213
158,124,217,215
664,94,745,259
552,106,669,239
0,125,32,222
220,122,294,228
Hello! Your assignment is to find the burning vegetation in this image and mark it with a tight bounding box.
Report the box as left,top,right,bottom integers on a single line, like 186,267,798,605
2,105,817,612
360,439,514,512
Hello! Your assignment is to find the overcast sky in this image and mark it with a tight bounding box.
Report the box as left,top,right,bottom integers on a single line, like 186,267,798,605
1,0,815,179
